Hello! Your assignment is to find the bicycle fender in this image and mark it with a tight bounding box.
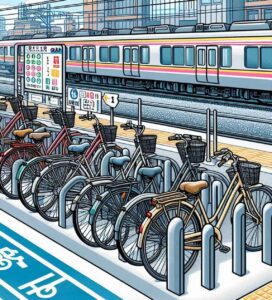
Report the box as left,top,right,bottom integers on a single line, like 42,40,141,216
89,200,102,225
32,175,41,194
16,162,27,181
137,201,202,248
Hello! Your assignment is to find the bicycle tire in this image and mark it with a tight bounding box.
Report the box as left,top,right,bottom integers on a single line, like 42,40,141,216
246,185,272,251
73,184,101,247
92,187,139,250
140,203,201,281
116,193,157,265
0,147,40,199
33,160,86,221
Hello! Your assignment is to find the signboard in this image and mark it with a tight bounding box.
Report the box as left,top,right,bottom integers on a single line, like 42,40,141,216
67,87,102,113
103,93,119,108
24,45,63,95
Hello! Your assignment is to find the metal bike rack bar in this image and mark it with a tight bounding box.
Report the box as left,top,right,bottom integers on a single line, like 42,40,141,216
232,203,246,276
100,151,115,177
201,224,215,290
206,108,211,162
213,110,218,155
164,160,172,192
11,159,25,196
138,98,142,126
212,181,223,224
201,172,210,214
262,203,272,266
59,176,87,228
167,217,184,296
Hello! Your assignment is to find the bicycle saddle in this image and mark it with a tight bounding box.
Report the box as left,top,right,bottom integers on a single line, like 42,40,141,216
180,181,208,195
29,132,51,141
13,128,33,138
138,166,162,178
68,142,90,154
110,156,130,167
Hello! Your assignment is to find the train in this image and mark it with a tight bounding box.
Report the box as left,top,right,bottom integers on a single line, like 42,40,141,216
1,21,272,103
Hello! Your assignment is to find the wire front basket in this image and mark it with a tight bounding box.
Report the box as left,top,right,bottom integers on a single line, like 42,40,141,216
9,98,21,114
22,106,38,121
226,161,261,186
51,110,75,128
135,135,157,154
177,139,206,163
94,124,117,143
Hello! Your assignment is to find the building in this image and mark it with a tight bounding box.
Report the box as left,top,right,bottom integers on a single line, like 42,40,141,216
245,0,272,20
198,0,245,24
83,0,198,30
0,17,6,38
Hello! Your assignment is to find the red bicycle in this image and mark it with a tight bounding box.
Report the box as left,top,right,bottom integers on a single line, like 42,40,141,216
16,108,89,208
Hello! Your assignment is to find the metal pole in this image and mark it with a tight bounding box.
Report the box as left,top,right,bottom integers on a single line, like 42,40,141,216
14,44,18,97
201,172,210,216
138,98,142,126
213,109,218,155
206,108,211,162
110,107,114,126
167,217,184,296
164,160,171,192
262,203,272,266
62,44,66,111
212,181,223,224
232,203,246,276
201,224,215,290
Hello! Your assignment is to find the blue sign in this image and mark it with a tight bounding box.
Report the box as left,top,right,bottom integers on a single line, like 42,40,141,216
0,223,121,300
70,88,79,100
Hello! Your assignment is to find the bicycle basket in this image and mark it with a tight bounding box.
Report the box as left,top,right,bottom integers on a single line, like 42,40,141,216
177,140,206,163
22,106,38,121
51,110,75,128
9,98,21,114
135,135,157,154
238,161,261,186
0,102,7,111
94,124,117,143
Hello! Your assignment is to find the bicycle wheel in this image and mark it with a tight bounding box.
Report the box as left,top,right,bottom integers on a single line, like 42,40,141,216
246,185,272,251
73,184,101,247
140,203,201,281
116,194,157,265
18,158,47,211
0,147,39,199
92,187,139,250
33,161,86,221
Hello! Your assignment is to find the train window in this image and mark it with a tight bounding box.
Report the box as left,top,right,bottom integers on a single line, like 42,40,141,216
198,49,205,66
83,48,88,61
260,47,272,69
173,47,184,65
140,47,149,64
208,49,216,67
100,47,109,62
89,48,95,62
132,48,138,63
186,47,195,66
10,47,14,56
220,47,232,67
70,46,81,61
124,48,130,63
245,47,258,69
161,46,172,65
0,47,4,55
110,47,119,63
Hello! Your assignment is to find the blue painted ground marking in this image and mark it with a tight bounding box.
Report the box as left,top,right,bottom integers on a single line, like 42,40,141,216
0,223,122,300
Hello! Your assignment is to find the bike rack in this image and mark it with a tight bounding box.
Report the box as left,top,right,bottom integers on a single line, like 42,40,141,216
167,217,184,296
11,159,25,196
201,172,210,213
201,224,215,290
232,203,246,276
262,203,272,266
211,181,223,224
206,108,218,162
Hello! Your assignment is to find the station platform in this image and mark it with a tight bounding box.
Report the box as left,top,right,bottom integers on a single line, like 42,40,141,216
240,281,272,300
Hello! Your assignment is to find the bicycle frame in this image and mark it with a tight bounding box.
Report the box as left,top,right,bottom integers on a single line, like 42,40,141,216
0,110,24,139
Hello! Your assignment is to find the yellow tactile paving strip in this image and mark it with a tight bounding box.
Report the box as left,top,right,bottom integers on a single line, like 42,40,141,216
240,282,272,300
5,104,272,170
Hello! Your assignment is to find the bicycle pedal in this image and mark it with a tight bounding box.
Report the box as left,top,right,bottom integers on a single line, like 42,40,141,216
219,244,231,254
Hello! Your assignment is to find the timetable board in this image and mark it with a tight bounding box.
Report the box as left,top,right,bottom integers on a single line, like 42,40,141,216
24,45,63,95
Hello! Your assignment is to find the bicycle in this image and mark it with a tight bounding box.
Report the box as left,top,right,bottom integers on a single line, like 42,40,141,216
73,120,162,249
138,148,272,281
115,134,229,266
17,107,89,207
32,112,122,222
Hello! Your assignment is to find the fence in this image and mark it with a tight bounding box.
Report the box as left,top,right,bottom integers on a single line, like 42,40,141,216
167,202,272,296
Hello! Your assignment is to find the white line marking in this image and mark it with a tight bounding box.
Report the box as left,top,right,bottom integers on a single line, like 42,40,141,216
0,279,28,300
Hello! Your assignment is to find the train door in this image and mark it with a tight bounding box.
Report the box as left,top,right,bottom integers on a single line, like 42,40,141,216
196,46,219,84
123,46,140,77
82,46,96,73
